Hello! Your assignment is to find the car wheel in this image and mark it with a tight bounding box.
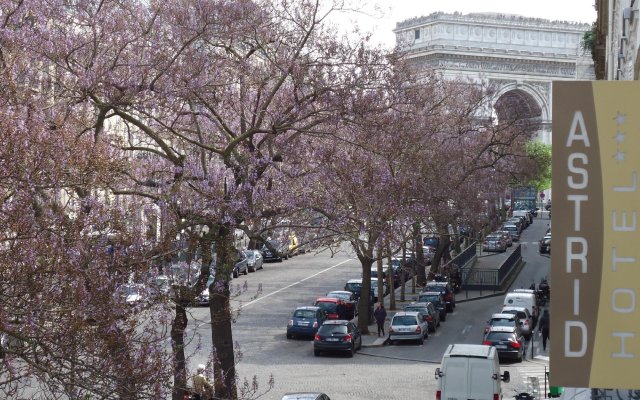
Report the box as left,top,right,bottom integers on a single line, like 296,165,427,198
278,258,283,263
286,333,292,339
517,349,523,363
441,314,446,322
348,344,355,357
233,269,239,278
314,349,320,357
248,266,255,273
419,335,424,345
357,336,362,350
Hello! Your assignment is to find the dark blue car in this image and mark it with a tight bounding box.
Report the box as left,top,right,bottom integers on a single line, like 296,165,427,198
286,306,326,339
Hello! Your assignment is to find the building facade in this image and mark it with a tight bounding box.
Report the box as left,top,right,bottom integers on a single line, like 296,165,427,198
594,0,640,80
394,12,595,145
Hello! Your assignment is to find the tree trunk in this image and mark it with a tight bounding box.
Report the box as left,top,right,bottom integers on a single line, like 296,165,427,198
171,304,188,400
210,225,238,400
376,244,384,308
413,223,426,287
429,225,452,278
387,249,396,310
357,255,374,335
400,243,406,302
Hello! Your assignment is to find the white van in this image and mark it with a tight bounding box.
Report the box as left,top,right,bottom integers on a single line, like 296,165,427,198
504,292,538,322
435,344,510,400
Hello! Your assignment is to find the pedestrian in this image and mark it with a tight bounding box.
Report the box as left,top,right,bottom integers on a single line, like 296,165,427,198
373,303,387,337
539,309,550,351
336,300,348,320
192,364,214,400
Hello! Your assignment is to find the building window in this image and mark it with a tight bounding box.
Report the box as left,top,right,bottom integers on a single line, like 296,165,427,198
414,29,420,40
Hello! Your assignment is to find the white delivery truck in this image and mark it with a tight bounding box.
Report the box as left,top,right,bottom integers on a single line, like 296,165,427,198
435,344,510,400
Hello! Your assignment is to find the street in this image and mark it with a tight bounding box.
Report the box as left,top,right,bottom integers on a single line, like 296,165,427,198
181,214,553,399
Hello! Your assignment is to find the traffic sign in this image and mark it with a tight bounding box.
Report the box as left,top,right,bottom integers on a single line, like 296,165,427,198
539,192,545,199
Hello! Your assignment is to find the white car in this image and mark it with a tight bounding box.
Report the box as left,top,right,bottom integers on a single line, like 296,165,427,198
389,311,429,344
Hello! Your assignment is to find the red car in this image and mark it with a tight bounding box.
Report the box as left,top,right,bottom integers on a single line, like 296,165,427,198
314,297,341,320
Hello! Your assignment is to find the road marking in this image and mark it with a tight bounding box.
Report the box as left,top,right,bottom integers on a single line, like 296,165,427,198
461,324,473,336
240,258,353,309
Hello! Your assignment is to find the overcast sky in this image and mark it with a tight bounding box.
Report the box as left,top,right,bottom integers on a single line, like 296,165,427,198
337,0,597,49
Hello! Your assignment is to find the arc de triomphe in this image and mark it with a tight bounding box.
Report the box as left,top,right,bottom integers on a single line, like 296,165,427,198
394,12,595,145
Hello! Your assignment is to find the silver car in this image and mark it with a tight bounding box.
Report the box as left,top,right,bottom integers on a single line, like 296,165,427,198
389,311,429,345
244,249,264,272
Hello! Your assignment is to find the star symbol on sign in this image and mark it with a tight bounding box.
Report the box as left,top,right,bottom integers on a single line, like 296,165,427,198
614,151,625,162
614,112,627,125
615,131,626,143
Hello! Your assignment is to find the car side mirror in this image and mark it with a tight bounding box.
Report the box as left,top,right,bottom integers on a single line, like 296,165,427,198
502,371,510,383
435,367,443,379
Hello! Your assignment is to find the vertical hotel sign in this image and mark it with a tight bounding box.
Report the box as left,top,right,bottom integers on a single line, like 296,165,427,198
552,82,640,388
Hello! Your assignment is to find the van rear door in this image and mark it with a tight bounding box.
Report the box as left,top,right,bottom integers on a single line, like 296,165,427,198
469,357,497,400
442,357,469,400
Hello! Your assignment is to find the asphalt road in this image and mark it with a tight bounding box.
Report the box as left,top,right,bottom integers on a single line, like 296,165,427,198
184,215,553,400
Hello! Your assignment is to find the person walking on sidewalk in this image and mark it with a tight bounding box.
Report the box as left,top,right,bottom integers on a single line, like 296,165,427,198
539,309,550,351
374,303,387,337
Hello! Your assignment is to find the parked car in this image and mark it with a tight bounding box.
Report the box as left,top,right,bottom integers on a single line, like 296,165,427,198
501,224,520,242
423,246,436,265
483,313,521,339
313,320,362,357
388,256,415,279
483,234,507,253
353,277,386,302
149,275,172,297
117,283,147,306
482,326,525,362
261,239,289,262
195,274,215,306
286,306,326,339
424,281,456,312
244,249,263,272
281,393,331,400
404,302,440,332
539,234,551,254
370,266,394,287
496,230,513,247
325,291,358,319
417,292,447,321
313,298,340,320
343,279,374,304
501,306,533,339
233,250,249,278
389,311,429,345
506,218,524,233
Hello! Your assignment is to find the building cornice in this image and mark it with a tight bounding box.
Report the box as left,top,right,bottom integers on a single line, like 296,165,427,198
395,12,592,33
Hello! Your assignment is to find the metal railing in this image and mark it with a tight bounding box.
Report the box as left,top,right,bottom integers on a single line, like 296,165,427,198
460,244,522,291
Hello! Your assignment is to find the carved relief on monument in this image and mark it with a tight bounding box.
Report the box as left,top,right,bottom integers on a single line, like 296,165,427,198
411,54,576,77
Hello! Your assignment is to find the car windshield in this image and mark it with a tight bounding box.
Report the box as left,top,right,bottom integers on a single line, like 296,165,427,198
315,302,337,312
486,332,515,341
405,307,426,313
243,251,255,260
318,325,347,334
293,310,316,319
425,285,446,294
345,283,361,292
393,316,418,326
491,318,514,327
119,285,140,296
418,295,440,304
327,293,349,300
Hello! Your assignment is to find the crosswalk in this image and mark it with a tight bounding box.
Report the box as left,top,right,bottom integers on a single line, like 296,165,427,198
504,355,550,398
